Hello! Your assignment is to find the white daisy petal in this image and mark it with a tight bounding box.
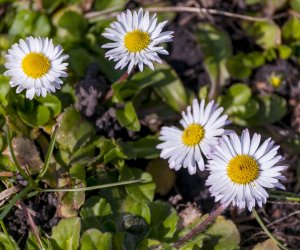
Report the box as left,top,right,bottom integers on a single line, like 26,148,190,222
4,36,68,99
102,8,173,73
206,129,286,211
157,98,229,174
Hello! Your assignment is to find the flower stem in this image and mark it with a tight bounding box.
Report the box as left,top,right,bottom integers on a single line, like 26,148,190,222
253,209,288,250
36,124,60,181
42,179,146,192
172,204,227,249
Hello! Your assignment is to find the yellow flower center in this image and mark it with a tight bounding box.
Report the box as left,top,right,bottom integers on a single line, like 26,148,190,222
269,75,282,88
22,52,50,78
182,124,205,147
124,30,150,53
227,155,259,184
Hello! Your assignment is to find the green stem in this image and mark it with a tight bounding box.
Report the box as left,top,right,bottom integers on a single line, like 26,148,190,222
42,179,145,192
0,220,16,250
36,124,60,181
253,209,288,250
269,194,300,202
5,125,40,191
0,185,32,220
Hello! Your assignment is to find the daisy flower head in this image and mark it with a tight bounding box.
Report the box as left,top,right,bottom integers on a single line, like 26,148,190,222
102,8,173,74
4,36,69,100
206,129,286,211
157,99,230,175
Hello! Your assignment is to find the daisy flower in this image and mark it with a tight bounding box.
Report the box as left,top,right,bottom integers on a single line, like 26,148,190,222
4,36,69,100
157,99,230,175
206,129,286,211
102,8,173,74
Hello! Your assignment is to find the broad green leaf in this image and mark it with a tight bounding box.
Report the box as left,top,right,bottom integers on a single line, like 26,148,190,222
59,164,86,217
137,239,161,250
0,232,19,250
247,95,287,125
148,201,179,240
221,84,252,111
119,165,155,203
202,216,240,250
115,102,141,131
282,16,300,41
36,95,62,117
226,54,252,80
32,14,51,36
242,52,265,69
80,229,112,250
252,239,280,250
0,74,10,107
153,65,188,112
291,0,300,13
9,9,37,37
123,135,160,159
118,65,187,112
277,45,292,59
50,217,81,250
131,202,151,224
196,23,232,86
228,84,252,106
80,196,113,231
68,48,95,77
247,22,281,49
18,105,51,127
56,107,96,152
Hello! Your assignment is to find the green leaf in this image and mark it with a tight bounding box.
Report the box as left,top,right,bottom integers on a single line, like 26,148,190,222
120,166,155,203
36,95,62,117
277,45,292,59
242,52,265,69
80,196,113,231
56,107,96,152
196,23,232,86
131,202,151,224
9,9,37,37
68,48,95,77
123,135,160,159
247,95,287,125
221,84,252,111
148,201,179,241
80,229,113,250
282,16,300,41
252,239,280,250
32,14,52,37
0,75,10,107
291,0,300,13
59,164,86,217
115,102,141,131
247,22,281,49
202,216,240,250
0,232,19,250
50,217,81,250
228,84,252,105
137,239,162,250
18,105,51,127
226,54,252,80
